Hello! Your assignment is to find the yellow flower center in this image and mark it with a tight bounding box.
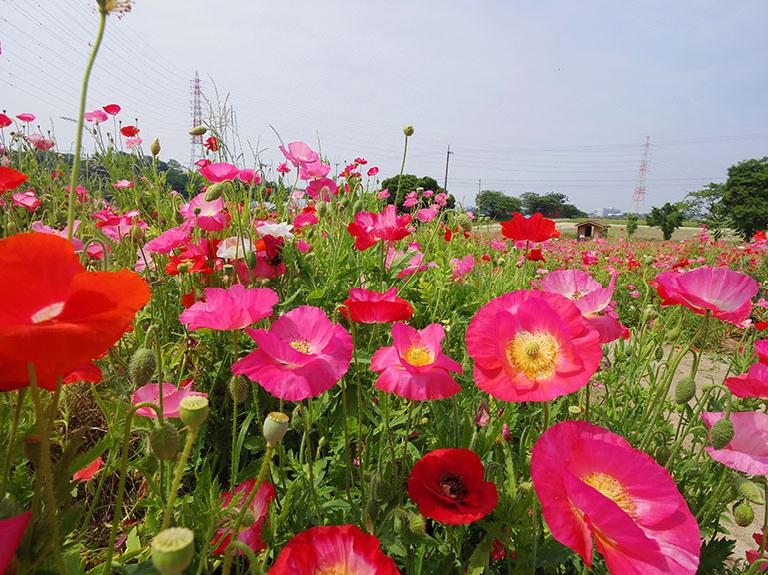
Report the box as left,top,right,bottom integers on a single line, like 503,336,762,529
318,569,346,575
583,472,636,517
571,290,585,300
404,345,433,367
506,331,559,380
31,301,65,324
289,339,312,354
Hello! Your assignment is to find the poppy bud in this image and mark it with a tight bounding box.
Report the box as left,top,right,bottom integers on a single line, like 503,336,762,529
654,445,671,465
290,405,303,431
151,527,195,575
193,207,202,216
150,423,180,461
643,255,655,265
568,405,582,415
403,124,415,137
641,305,657,323
6,221,17,235
263,412,289,447
228,375,249,404
151,138,161,157
736,477,764,504
238,509,257,528
174,211,185,225
244,250,257,270
675,377,696,404
733,501,755,527
315,202,328,217
709,417,734,450
180,396,209,431
204,183,224,201
666,327,682,341
407,511,426,536
188,125,207,136
654,346,664,361
129,348,156,387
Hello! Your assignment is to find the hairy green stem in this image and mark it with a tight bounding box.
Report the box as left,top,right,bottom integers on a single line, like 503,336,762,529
162,425,199,530
1,388,25,495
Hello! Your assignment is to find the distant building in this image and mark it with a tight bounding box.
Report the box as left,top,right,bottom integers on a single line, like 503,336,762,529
601,207,624,217
576,220,609,240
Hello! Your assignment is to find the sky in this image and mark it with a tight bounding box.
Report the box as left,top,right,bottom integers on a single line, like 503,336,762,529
2,0,768,212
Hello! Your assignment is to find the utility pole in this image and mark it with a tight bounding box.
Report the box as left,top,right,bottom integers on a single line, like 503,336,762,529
443,145,453,192
478,178,482,195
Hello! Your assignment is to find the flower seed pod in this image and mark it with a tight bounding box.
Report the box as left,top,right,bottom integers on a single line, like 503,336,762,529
736,477,764,504
228,375,249,404
151,527,195,575
641,304,658,323
666,327,682,341
204,183,224,201
710,417,734,450
129,348,157,387
6,221,17,235
151,138,161,157
174,211,185,225
407,511,426,536
180,396,209,431
733,501,755,527
188,125,207,136
263,412,290,447
675,377,696,404
150,423,180,461
403,124,415,137
654,445,671,466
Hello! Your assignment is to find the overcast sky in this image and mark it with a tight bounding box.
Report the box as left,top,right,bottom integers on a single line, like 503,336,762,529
2,0,767,211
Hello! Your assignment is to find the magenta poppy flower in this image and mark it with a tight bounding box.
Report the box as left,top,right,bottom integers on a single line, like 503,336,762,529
702,411,768,474
372,323,462,400
756,340,768,364
654,267,758,325
450,254,475,281
73,456,104,481
231,306,353,401
195,158,211,168
85,109,109,123
279,141,319,167
539,269,628,343
16,113,35,122
26,133,55,151
416,206,439,222
180,285,278,331
236,169,262,185
299,160,331,180
532,421,700,574
180,191,230,231
212,479,275,555
11,190,41,212
113,179,133,189
0,113,12,128
466,291,602,402
132,381,208,419
725,362,768,398
277,162,290,174
199,162,241,183
368,166,380,177
342,287,413,323
0,511,31,573
31,220,84,251
306,177,337,201
103,103,121,115
347,205,412,251
144,222,193,254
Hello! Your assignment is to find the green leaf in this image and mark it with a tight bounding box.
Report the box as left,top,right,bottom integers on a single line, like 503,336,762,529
125,526,142,555
535,537,575,570
466,531,494,575
697,537,735,575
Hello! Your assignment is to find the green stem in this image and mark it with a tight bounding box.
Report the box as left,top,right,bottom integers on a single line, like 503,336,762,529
1,388,25,495
394,134,409,207
301,402,322,522
162,425,199,530
66,9,107,240
27,364,66,574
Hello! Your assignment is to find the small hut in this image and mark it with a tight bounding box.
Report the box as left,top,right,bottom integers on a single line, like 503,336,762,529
576,220,609,240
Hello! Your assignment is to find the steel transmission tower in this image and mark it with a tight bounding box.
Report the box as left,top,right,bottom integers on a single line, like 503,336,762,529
189,71,204,166
632,136,650,214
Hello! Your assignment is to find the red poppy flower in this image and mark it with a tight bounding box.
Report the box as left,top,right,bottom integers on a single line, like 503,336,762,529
408,448,498,524
212,479,275,555
501,212,560,243
753,230,766,242
757,322,768,332
0,511,31,573
0,167,28,192
0,233,150,391
103,103,121,115
0,113,12,128
347,205,412,251
120,125,140,137
204,136,220,151
342,287,414,323
269,524,399,574
527,248,545,262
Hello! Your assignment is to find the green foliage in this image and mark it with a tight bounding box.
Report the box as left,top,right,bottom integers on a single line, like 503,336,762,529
476,190,522,220
379,174,455,210
520,192,585,218
646,202,685,240
625,213,639,237
718,157,768,240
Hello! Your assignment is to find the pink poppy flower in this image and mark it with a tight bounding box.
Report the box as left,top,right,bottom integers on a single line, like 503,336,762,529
297,238,311,253
132,381,208,419
279,141,319,167
212,479,275,555
12,190,41,212
113,179,134,189
125,136,142,149
532,421,700,574
85,109,109,123
293,207,318,229
199,162,241,183
144,222,193,254
403,191,419,208
231,306,353,401
725,362,768,398
103,103,121,115
347,205,412,251
73,456,104,481
372,323,462,400
0,113,12,128
654,267,758,325
539,270,628,343
367,166,380,177
299,160,331,180
236,169,262,185
96,209,148,242
26,133,55,150
31,220,84,251
16,113,35,122
180,284,278,331
450,254,475,280
702,411,768,474
306,177,337,201
386,244,430,278
416,206,439,223
466,291,602,402
180,191,231,231
756,340,768,364
195,158,211,168
378,189,390,199
277,162,290,174
0,511,31,574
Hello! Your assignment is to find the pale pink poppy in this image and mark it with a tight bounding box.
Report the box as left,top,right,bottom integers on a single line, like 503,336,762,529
216,236,253,259
199,162,240,183
237,169,262,185
26,134,54,150
180,192,230,231
403,191,419,208
378,189,391,199
299,160,331,180
11,190,41,212
132,381,208,419
180,284,278,331
279,141,319,167
702,411,768,474
31,220,83,251
416,206,439,223
306,177,337,201
113,179,134,189
450,254,474,280
85,109,109,123
125,136,142,149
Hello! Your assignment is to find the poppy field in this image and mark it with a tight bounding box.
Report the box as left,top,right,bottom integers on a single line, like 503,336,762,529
3,5,768,575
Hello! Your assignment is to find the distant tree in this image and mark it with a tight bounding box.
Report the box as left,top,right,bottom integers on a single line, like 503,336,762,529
626,213,639,237
520,191,585,218
646,202,685,240
683,182,723,221
379,173,447,210
718,157,768,240
476,190,522,220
